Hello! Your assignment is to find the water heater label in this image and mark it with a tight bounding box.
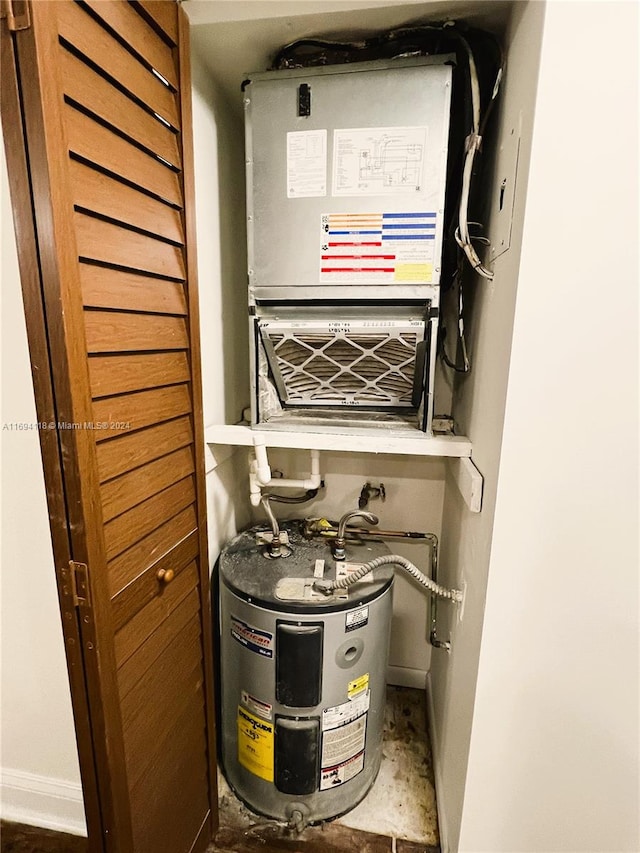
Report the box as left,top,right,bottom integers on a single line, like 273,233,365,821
345,606,369,632
332,126,427,196
322,691,370,729
230,616,273,658
241,689,273,721
320,695,369,790
237,706,274,782
320,212,436,284
348,673,370,699
287,129,327,198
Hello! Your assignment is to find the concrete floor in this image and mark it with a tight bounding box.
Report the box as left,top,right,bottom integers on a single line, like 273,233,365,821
216,685,439,849
338,686,439,845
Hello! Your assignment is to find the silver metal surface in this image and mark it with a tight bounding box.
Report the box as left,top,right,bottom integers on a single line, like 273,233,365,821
218,525,394,823
245,56,453,298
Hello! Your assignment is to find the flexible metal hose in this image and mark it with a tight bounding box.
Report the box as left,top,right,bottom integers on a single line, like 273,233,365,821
314,554,463,603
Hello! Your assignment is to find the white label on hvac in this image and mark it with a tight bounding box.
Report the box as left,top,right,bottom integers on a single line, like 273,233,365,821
241,690,273,721
287,129,327,198
320,692,369,790
320,211,436,285
332,126,427,196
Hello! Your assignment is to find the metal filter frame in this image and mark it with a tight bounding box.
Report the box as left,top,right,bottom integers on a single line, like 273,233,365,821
259,318,427,408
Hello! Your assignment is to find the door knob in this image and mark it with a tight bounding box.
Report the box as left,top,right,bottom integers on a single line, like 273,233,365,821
156,568,175,584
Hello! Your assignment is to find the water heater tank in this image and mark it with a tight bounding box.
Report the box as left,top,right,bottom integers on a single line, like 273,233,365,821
217,521,394,825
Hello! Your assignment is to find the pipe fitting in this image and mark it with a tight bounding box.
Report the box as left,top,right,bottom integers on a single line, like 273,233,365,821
333,510,378,561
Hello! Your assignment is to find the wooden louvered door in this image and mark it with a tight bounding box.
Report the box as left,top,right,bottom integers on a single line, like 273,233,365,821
1,2,217,852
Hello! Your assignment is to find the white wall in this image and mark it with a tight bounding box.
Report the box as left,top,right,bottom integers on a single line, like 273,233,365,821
0,145,85,834
458,3,639,851
190,48,252,559
428,3,547,848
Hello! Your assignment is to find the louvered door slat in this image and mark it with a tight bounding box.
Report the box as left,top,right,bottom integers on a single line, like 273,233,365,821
61,49,181,169
80,266,187,315
111,539,199,633
115,574,197,670
58,0,180,128
89,352,191,398
66,105,183,207
76,215,185,280
103,476,195,561
101,445,194,522
93,385,192,439
69,160,184,245
96,416,193,483
108,504,197,595
132,0,179,47
3,3,217,850
84,312,188,353
83,0,179,90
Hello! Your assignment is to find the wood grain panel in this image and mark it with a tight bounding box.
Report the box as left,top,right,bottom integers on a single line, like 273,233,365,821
57,0,180,129
131,715,209,853
121,616,202,733
84,311,188,354
104,475,195,561
101,445,194,522
111,536,199,632
70,159,183,246
93,384,192,441
75,215,185,280
96,416,193,483
66,105,182,207
61,49,181,169
89,351,190,399
132,1,179,47
108,504,197,595
117,592,200,698
125,673,205,793
80,265,187,316
82,0,178,91
115,570,197,669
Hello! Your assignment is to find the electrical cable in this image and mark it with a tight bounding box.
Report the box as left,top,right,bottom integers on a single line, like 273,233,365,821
272,21,504,283
313,554,463,603
266,489,319,504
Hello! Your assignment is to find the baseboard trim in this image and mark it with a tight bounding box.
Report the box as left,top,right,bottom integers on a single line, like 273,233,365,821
386,665,427,690
0,767,87,837
426,672,450,853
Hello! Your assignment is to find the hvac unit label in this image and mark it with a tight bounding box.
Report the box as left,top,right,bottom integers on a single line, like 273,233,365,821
320,692,370,790
332,126,428,196
287,129,327,198
237,706,274,782
320,212,436,284
230,616,274,658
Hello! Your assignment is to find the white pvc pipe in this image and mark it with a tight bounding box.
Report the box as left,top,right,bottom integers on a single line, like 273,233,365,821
248,442,322,506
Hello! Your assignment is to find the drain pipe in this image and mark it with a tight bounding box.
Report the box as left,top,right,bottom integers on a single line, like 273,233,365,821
250,437,322,507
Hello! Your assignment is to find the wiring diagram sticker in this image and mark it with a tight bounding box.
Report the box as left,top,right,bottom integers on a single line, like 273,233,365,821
333,126,428,196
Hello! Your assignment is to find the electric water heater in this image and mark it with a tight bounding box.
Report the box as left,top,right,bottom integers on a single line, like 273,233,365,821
218,522,394,825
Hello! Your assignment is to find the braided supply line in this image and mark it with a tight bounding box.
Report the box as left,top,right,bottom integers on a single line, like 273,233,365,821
314,555,463,603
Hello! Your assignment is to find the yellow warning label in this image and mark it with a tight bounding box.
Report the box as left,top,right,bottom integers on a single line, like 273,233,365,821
394,263,432,282
348,673,369,699
237,706,274,782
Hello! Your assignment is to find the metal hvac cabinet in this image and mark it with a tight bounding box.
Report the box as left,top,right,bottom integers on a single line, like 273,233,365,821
244,56,453,435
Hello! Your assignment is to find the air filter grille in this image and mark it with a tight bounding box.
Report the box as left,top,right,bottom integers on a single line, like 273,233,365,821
260,321,425,408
